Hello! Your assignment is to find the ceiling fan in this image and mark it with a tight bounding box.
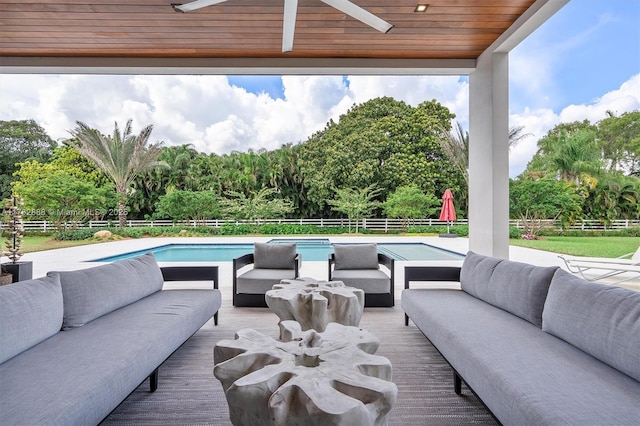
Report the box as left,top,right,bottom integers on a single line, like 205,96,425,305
173,0,394,53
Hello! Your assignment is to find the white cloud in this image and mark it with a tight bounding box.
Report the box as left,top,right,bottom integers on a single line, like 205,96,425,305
508,73,640,177
2,72,638,181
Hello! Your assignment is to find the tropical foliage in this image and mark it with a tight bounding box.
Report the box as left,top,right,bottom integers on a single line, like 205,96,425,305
0,119,57,200
383,186,439,230
2,102,639,233
67,120,167,227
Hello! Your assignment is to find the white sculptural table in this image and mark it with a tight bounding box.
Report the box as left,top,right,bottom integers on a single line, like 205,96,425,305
214,321,397,426
265,277,365,332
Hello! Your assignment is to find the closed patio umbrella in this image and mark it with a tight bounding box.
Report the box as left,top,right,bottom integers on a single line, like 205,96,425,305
439,189,456,236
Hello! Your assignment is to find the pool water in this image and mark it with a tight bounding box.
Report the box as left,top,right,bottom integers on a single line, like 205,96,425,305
91,239,464,262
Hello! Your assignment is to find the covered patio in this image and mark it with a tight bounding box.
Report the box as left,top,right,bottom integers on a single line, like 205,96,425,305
0,0,571,259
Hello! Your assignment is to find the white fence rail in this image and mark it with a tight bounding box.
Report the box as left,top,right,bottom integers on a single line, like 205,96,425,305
4,218,639,233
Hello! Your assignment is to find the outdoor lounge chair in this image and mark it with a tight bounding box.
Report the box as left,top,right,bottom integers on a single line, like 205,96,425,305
233,242,300,307
328,243,395,307
559,246,640,285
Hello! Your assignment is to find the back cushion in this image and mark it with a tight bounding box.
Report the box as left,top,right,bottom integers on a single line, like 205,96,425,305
253,243,297,269
461,251,558,327
333,244,379,270
51,253,164,329
543,269,640,382
0,274,63,364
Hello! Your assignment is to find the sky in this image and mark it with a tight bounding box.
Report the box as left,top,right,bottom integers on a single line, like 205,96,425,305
1,1,639,178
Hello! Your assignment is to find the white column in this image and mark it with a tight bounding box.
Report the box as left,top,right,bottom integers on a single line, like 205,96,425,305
468,51,510,259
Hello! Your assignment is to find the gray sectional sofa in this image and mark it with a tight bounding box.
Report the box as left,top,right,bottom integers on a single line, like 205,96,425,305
0,253,222,426
402,251,640,425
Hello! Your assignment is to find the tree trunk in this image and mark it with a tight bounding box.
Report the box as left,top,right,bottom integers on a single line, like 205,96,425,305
118,200,127,228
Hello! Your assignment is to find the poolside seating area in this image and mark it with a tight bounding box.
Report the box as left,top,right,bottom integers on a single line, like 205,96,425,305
2,236,639,425
101,299,497,425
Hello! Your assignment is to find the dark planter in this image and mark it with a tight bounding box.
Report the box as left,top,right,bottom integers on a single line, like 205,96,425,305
1,261,33,283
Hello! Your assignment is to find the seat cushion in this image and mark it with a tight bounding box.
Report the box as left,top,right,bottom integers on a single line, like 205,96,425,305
460,251,558,327
0,289,220,426
331,269,389,293
0,274,63,364
543,269,640,382
402,288,640,425
237,268,298,294
333,243,379,270
50,253,164,329
253,243,297,269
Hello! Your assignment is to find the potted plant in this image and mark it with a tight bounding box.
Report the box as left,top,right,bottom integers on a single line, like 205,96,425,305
1,196,32,283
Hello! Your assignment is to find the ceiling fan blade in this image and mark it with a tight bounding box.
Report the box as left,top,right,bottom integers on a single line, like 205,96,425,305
321,0,393,33
173,0,228,13
282,0,298,52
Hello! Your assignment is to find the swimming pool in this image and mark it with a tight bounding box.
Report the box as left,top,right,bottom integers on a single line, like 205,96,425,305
91,239,465,262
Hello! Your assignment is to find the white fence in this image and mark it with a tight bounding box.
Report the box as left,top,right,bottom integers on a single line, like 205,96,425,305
5,218,640,233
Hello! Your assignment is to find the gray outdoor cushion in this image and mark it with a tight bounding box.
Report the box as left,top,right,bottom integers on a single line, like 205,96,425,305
253,243,297,269
331,269,390,293
50,252,164,329
402,288,640,425
460,251,557,327
333,243,379,270
0,288,220,426
0,274,63,364
543,269,640,382
237,268,298,294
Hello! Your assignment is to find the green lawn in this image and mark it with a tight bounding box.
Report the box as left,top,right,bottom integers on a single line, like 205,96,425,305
18,236,103,254
509,236,639,258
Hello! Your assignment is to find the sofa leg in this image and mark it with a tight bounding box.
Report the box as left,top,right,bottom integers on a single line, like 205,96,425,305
214,312,219,326
454,371,462,395
404,314,409,326
150,368,159,392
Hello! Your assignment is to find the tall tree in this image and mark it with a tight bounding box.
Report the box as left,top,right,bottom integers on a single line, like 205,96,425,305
524,121,602,185
67,120,167,227
437,122,532,186
299,97,461,217
597,110,640,176
0,119,57,199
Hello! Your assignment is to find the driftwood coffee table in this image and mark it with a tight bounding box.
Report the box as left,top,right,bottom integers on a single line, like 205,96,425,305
265,277,365,332
214,321,397,426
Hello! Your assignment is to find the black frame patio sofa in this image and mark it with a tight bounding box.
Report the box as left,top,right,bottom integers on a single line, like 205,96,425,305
0,253,221,426
402,251,640,425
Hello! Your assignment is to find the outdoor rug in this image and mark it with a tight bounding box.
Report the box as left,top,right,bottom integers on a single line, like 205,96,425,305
101,300,497,425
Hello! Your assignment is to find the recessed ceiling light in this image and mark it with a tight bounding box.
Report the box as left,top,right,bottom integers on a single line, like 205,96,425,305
414,4,428,13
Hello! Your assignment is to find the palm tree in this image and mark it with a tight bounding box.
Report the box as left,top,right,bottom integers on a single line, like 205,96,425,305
548,129,602,185
437,122,531,185
67,120,167,227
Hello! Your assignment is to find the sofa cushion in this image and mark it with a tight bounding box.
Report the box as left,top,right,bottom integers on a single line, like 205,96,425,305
333,244,379,270
0,288,221,425
330,269,390,293
543,269,640,382
237,268,298,294
460,251,558,327
253,243,297,270
402,288,640,425
0,274,63,364
50,253,164,330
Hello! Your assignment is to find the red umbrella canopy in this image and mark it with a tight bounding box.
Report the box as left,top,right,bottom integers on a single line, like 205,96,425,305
439,189,457,222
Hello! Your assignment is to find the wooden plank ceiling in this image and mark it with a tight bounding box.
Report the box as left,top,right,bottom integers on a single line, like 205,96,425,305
0,0,536,60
